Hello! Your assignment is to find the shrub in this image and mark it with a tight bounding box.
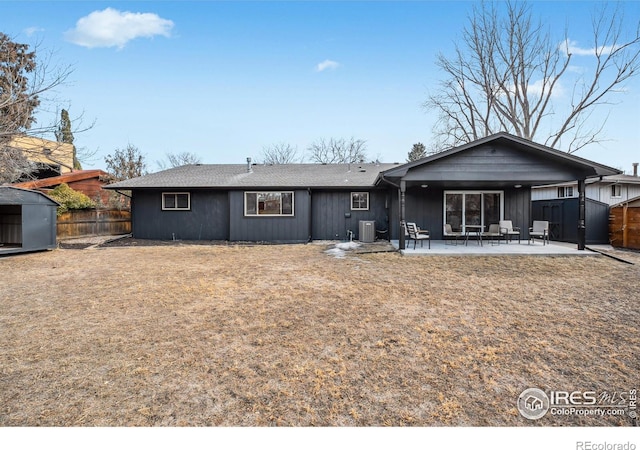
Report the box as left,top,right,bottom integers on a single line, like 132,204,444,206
48,183,96,215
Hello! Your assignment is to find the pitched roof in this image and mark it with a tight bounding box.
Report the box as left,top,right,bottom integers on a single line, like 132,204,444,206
611,194,640,208
532,173,640,189
12,170,112,189
106,163,401,190
0,186,59,206
378,132,621,181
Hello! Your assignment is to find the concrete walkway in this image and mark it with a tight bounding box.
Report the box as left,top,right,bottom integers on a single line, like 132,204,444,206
392,239,598,256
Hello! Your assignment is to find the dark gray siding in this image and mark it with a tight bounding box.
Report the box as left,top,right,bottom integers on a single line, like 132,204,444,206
311,190,389,240
532,198,609,244
389,186,531,240
404,144,585,184
398,186,444,239
229,190,310,243
503,187,531,239
131,189,229,240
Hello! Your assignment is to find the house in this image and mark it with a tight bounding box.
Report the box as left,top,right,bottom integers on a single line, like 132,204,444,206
532,164,640,205
106,133,620,249
0,187,58,255
13,169,115,205
4,135,75,179
106,160,399,242
531,163,640,244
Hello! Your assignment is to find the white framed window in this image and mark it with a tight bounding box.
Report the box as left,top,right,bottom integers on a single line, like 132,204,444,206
244,192,294,216
557,186,574,198
162,192,190,210
443,190,504,232
611,185,622,198
351,192,369,210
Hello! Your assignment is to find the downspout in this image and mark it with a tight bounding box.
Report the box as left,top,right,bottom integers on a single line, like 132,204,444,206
308,188,313,243
399,180,406,250
379,174,405,249
114,190,132,198
577,178,586,250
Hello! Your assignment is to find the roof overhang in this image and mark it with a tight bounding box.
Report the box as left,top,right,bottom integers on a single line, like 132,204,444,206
377,133,621,188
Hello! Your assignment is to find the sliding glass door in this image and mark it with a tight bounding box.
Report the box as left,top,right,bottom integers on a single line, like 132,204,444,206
444,191,503,232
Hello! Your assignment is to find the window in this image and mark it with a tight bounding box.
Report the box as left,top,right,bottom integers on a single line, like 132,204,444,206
162,192,190,210
351,192,369,210
557,186,574,198
244,192,294,216
611,185,622,198
444,191,503,232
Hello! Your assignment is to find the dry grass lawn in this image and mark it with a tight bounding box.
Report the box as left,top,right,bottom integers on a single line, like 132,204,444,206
1,243,639,426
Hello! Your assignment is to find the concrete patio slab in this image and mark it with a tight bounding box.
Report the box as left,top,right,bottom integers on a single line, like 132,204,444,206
392,239,599,256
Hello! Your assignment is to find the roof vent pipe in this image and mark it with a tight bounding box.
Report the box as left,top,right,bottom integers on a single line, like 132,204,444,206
247,157,252,173
633,162,638,177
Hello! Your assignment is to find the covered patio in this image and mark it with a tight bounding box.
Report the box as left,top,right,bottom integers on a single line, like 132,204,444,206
377,133,621,251
391,239,598,256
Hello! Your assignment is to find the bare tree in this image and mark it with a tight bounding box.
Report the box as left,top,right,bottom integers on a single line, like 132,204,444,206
0,144,33,184
1,33,83,181
425,1,640,153
260,143,300,164
156,151,202,170
105,144,147,181
307,137,368,164
0,33,73,139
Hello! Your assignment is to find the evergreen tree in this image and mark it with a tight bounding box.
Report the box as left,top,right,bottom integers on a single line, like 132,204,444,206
55,109,81,169
407,142,427,162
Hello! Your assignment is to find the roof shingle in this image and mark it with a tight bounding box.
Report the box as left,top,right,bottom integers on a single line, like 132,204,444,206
106,163,400,190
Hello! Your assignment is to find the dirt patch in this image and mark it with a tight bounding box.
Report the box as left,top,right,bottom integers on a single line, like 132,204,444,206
1,244,638,426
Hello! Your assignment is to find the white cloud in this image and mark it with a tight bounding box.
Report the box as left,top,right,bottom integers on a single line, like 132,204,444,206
24,26,44,36
560,39,619,57
64,8,174,49
316,59,340,72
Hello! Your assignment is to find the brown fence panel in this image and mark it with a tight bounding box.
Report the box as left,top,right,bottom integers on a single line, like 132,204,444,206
609,206,640,250
57,209,131,238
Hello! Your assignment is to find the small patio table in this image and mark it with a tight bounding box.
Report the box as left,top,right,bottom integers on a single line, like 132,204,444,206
465,225,484,246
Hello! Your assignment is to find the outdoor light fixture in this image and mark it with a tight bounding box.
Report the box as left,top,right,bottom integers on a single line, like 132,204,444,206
421,184,429,188
514,184,522,188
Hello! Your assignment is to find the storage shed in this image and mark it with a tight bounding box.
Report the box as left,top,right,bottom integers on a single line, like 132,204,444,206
610,195,640,250
0,187,58,255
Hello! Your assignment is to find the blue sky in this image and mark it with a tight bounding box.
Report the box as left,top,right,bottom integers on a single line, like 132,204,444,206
2,1,639,172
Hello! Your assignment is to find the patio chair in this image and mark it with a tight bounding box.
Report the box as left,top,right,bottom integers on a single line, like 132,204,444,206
482,223,502,245
406,222,430,249
529,220,549,245
499,220,521,244
443,223,463,245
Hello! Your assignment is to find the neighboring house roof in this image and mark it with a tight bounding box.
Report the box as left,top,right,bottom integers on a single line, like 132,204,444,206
12,170,112,189
377,132,621,183
533,173,640,189
106,163,400,190
6,135,75,173
611,194,640,208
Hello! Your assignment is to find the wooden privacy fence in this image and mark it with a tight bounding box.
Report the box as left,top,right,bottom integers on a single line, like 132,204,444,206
609,203,640,250
57,209,131,238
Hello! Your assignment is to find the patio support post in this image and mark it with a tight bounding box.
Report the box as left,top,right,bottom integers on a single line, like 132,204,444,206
577,178,586,250
399,180,406,250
